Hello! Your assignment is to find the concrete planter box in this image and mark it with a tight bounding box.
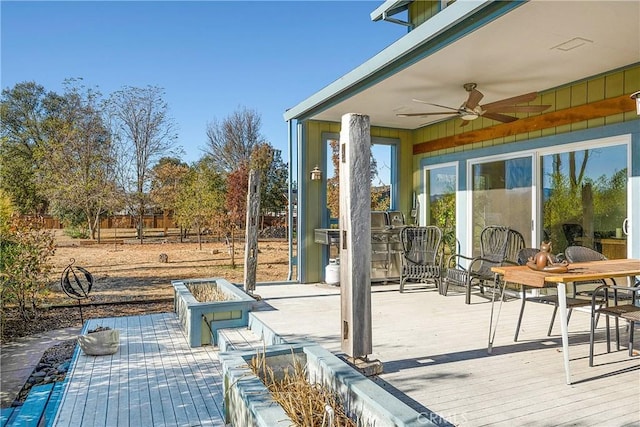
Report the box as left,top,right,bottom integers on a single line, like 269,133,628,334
172,278,255,347
220,342,432,427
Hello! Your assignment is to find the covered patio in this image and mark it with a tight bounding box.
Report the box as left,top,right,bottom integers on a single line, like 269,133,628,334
51,282,639,426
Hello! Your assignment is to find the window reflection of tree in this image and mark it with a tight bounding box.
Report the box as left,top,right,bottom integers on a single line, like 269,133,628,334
543,146,627,253
326,139,388,220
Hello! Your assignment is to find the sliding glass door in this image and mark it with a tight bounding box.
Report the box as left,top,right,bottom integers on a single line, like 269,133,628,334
540,142,627,257
471,156,533,254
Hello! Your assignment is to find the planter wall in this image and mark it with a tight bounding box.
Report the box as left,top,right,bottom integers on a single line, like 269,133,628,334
172,278,256,347
220,342,433,427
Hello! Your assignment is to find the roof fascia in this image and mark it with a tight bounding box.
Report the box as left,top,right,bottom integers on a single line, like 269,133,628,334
284,0,524,122
370,0,413,22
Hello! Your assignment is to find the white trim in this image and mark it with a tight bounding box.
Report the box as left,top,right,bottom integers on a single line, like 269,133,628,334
421,161,458,228
462,133,632,256
535,134,630,157
466,152,536,250
370,0,412,22
536,133,633,258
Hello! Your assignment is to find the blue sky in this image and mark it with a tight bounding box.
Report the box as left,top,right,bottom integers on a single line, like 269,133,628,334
1,1,406,164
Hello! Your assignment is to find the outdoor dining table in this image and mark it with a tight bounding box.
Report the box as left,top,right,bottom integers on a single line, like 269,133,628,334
489,258,640,385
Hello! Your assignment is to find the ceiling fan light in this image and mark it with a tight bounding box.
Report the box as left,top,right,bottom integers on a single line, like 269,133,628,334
460,112,479,120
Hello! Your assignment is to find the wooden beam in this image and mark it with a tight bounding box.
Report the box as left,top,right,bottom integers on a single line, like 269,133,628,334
244,169,260,293
413,95,636,155
339,113,372,359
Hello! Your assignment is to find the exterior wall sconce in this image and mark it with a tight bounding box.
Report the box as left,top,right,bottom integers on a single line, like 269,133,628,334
310,165,322,181
631,91,640,116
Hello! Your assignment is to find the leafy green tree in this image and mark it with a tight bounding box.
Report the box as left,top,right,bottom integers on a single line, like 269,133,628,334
36,80,120,240
0,82,52,214
174,161,225,250
0,211,56,325
150,157,190,236
0,190,14,236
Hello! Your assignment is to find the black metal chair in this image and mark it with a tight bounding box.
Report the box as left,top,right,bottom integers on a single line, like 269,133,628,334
399,226,442,293
443,226,525,304
513,248,592,341
564,245,607,263
564,246,609,297
589,284,640,366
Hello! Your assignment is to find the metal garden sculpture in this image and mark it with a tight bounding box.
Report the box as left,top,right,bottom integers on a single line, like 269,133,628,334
60,258,94,323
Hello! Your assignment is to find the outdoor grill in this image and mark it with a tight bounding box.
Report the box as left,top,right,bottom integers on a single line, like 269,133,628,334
315,211,405,283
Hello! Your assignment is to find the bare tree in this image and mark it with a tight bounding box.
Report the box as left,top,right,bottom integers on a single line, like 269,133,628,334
107,86,178,243
205,107,266,173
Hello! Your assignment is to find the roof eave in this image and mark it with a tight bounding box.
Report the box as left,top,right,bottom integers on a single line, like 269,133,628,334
370,0,413,22
283,0,499,122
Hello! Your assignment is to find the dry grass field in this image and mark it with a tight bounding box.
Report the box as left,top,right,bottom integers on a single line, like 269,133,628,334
1,229,291,342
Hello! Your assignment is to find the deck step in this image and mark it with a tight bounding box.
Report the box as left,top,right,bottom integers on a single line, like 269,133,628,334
41,382,65,426
10,383,54,427
217,327,264,352
3,381,65,427
0,407,18,427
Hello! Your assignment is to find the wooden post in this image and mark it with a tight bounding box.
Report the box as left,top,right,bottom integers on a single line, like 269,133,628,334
244,169,261,293
339,114,373,360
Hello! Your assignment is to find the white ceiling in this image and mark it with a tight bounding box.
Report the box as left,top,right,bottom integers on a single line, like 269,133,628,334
310,0,640,129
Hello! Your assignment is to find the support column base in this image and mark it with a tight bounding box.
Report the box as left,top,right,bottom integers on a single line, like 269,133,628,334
343,356,384,376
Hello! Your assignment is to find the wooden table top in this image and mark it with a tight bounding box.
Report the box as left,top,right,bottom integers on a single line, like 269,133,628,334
492,258,640,288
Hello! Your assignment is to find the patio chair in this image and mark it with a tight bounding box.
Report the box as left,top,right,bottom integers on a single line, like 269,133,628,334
589,284,640,366
513,247,593,341
564,246,609,297
399,226,442,293
442,226,525,304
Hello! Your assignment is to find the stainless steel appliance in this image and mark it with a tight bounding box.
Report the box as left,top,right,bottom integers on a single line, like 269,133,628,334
315,211,405,283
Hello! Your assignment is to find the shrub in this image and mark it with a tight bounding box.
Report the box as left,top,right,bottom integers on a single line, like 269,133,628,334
64,226,89,239
0,215,56,327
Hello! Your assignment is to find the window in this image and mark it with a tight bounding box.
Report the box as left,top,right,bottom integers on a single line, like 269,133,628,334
541,143,627,257
424,164,457,251
323,135,398,225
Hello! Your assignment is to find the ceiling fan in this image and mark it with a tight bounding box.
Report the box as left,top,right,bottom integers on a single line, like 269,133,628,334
397,83,551,125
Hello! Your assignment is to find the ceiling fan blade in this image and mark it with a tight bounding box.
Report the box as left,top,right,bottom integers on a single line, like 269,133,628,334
465,88,484,110
482,111,519,123
484,104,551,113
481,92,539,110
397,112,460,117
412,99,459,111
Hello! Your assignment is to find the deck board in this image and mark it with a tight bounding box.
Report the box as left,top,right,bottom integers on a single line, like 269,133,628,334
250,283,640,426
52,313,225,427
51,283,638,426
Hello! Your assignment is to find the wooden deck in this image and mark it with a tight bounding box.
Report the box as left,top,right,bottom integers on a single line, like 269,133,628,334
52,314,225,426
250,283,640,426
52,283,639,426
